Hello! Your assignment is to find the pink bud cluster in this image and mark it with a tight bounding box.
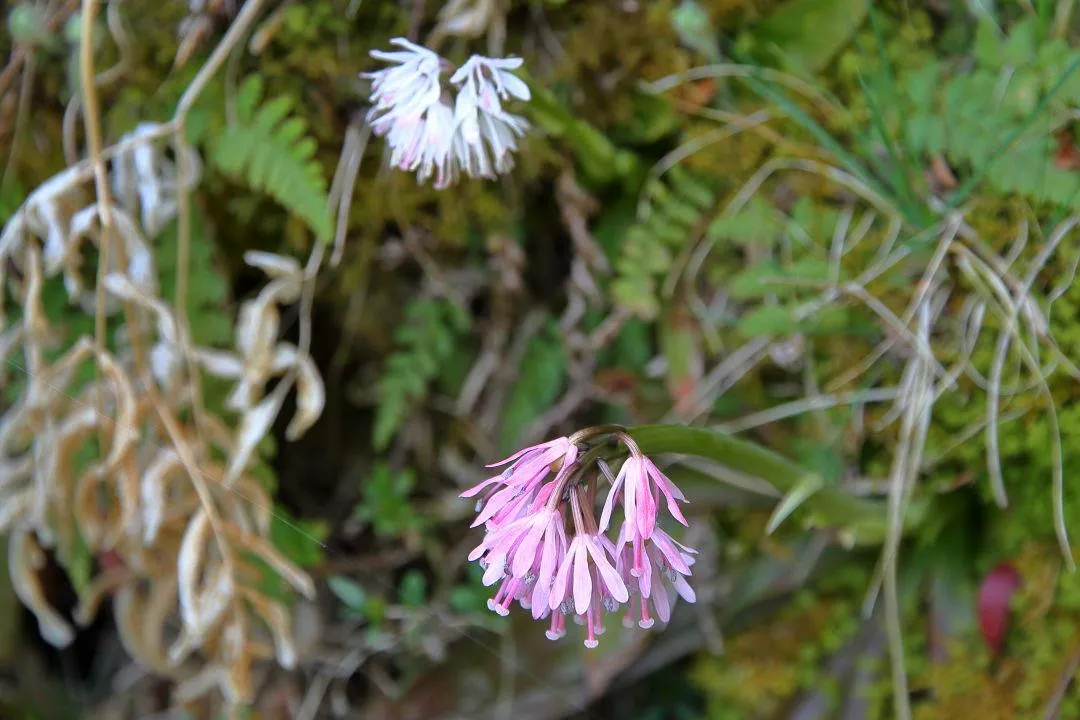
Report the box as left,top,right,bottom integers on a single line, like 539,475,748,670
460,431,697,648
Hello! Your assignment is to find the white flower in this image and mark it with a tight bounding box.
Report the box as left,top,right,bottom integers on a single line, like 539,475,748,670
364,37,445,139
449,55,531,178
362,41,532,188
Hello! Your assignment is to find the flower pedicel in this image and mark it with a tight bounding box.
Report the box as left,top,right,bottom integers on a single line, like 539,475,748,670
460,428,697,648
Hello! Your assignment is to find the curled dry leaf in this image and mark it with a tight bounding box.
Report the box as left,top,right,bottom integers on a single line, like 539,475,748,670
0,113,321,712
9,530,75,648
63,205,158,314
223,524,316,600
178,509,216,633
242,589,298,669
140,448,183,545
272,343,325,440
111,123,202,237
224,390,286,487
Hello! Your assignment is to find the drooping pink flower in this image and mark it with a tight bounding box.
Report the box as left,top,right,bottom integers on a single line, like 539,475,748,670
546,533,626,648
460,430,696,649
460,437,575,501
600,455,689,538
615,523,697,629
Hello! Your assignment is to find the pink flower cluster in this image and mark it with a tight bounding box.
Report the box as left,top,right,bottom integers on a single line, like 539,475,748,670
460,432,697,648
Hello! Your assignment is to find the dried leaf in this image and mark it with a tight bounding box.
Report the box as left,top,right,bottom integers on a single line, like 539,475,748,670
9,530,74,647
243,589,297,668
178,509,213,632
271,344,325,440
243,251,301,282
140,448,183,545
93,349,138,468
225,525,315,600
74,466,121,549
114,579,180,674
224,390,285,487
74,568,130,626
195,348,245,379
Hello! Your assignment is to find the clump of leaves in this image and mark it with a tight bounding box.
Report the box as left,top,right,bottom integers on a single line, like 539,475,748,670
372,297,470,450
352,464,427,541
902,18,1080,208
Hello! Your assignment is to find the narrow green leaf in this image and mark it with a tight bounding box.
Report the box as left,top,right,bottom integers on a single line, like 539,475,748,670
765,473,824,534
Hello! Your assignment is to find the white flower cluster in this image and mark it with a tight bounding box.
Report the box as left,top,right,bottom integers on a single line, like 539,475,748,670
363,38,531,189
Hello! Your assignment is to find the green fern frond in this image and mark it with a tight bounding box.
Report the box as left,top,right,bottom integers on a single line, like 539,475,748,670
209,75,332,240
372,298,470,451
613,168,718,320
902,23,1080,210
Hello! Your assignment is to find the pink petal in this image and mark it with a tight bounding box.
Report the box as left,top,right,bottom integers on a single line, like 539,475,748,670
644,459,690,526
673,575,696,603
486,437,567,468
482,555,506,586
623,458,639,533
651,532,692,575
572,543,593,615
653,585,672,623
538,523,558,582
471,484,518,527
531,579,550,619
585,538,628,603
511,517,547,578
638,545,653,599
459,474,503,498
549,545,574,611
637,483,657,538
597,468,624,532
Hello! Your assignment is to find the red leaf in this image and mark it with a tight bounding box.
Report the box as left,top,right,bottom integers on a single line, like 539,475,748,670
977,562,1021,655
1055,130,1080,170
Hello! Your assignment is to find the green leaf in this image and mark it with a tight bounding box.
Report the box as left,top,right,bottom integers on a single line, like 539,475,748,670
765,473,824,534
739,0,869,75
398,570,427,607
671,0,721,61
327,576,368,614
499,320,567,452
353,464,425,539
373,298,470,450
707,197,783,245
728,261,784,299
626,424,909,544
973,20,1003,69
209,75,331,239
1002,17,1039,66
737,304,799,337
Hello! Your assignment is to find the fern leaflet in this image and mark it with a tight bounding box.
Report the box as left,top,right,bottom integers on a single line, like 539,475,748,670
373,298,470,450
209,75,332,240
612,168,718,320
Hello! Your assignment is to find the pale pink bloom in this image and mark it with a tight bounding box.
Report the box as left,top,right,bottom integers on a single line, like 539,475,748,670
545,531,625,647
599,455,689,539
364,38,456,186
461,432,696,648
364,38,444,133
615,523,696,629
549,532,628,614
460,437,577,527
449,55,530,179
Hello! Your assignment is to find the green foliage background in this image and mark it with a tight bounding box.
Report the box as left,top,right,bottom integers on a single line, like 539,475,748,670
6,0,1080,717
